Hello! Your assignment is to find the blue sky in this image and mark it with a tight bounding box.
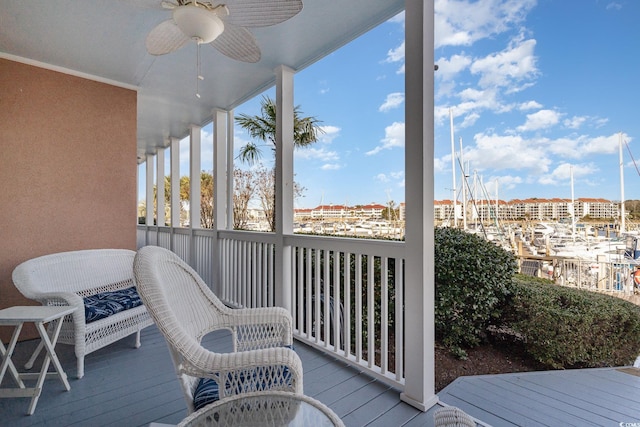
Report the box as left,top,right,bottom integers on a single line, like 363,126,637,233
141,0,640,209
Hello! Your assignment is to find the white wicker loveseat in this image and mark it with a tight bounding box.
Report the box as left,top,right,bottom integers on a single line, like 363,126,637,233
133,245,303,415
12,249,153,378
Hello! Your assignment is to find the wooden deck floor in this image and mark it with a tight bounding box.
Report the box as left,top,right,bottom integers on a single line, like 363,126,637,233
1,325,639,426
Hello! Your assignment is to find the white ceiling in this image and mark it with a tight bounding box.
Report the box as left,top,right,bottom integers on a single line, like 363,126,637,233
0,0,405,160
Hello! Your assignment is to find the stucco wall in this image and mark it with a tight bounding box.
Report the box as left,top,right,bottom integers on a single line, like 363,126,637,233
0,58,137,339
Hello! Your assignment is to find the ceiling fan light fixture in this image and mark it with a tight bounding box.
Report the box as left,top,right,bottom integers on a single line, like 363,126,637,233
173,4,224,44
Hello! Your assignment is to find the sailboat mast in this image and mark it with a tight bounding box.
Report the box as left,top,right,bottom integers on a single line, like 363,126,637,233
619,132,626,234
570,164,576,243
450,108,457,228
460,137,467,231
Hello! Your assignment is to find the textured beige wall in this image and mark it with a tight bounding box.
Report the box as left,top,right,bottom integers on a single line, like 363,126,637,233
0,59,137,339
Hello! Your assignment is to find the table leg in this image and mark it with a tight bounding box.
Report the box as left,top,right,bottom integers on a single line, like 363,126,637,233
28,318,70,415
0,324,26,389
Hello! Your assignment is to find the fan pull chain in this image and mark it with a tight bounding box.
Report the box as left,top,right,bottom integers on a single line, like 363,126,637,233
196,39,204,98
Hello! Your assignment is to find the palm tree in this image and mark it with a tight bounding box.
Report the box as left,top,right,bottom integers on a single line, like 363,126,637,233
235,95,324,164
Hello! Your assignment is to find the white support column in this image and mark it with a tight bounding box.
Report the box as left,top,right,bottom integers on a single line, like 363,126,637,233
226,110,235,229
145,153,155,226
212,109,227,295
190,124,202,229
274,65,295,312
213,109,228,231
400,0,438,411
170,137,181,228
156,147,166,227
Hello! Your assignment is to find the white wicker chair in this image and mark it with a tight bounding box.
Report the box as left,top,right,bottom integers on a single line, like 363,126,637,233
133,245,304,415
434,406,477,427
12,249,153,378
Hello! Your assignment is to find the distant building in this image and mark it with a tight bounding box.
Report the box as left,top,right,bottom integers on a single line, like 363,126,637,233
433,197,619,221
294,203,386,221
295,198,619,223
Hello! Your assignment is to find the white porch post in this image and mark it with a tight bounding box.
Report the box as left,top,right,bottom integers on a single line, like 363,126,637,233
274,65,295,311
145,153,154,226
190,124,202,229
226,110,235,229
400,0,438,411
213,109,228,230
156,147,166,227
170,137,181,228
212,109,228,295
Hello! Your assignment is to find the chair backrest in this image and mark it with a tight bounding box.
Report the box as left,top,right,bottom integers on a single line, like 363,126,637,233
433,406,476,427
133,245,230,355
12,249,136,299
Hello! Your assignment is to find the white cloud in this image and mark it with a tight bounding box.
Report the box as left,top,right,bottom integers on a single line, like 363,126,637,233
434,157,448,173
606,2,623,11
538,162,599,185
321,163,342,170
517,109,561,132
471,37,539,91
366,122,405,155
580,134,621,156
295,147,339,162
375,173,390,183
435,0,536,48
318,125,341,143
385,41,405,74
490,175,523,192
435,54,472,81
563,116,587,130
379,92,405,112
519,100,542,111
375,171,404,185
465,132,552,175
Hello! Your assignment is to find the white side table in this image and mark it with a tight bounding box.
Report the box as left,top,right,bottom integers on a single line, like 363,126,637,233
0,305,76,415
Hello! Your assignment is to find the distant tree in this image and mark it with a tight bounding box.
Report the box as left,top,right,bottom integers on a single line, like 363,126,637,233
233,169,255,230
382,200,397,221
235,96,322,231
255,167,276,232
235,95,325,164
253,166,305,232
154,172,213,228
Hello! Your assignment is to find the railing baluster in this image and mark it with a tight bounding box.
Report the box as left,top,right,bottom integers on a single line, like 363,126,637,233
305,247,312,339
314,249,321,344
395,259,404,382
333,250,341,353
381,256,389,374
323,249,330,348
355,254,362,363
367,254,374,369
344,252,351,359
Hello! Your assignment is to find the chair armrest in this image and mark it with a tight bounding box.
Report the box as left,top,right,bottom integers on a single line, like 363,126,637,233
32,291,84,310
29,291,86,329
223,307,294,351
185,346,304,399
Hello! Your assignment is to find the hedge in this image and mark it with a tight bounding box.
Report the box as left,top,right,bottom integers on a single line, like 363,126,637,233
434,227,517,356
502,275,640,368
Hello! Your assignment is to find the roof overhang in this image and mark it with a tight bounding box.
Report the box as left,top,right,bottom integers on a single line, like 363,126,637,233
0,0,405,159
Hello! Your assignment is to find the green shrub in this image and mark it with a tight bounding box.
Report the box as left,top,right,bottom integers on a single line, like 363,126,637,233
503,275,640,368
434,227,517,356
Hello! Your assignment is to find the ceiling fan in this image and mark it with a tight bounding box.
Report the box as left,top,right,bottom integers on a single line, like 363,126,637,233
145,0,303,63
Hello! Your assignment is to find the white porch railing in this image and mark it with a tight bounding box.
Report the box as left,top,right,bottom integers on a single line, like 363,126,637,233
137,226,406,390
518,255,637,295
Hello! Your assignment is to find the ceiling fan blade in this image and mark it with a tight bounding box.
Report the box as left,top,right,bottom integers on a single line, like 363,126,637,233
146,19,190,55
211,23,261,63
223,0,303,28
161,1,177,9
